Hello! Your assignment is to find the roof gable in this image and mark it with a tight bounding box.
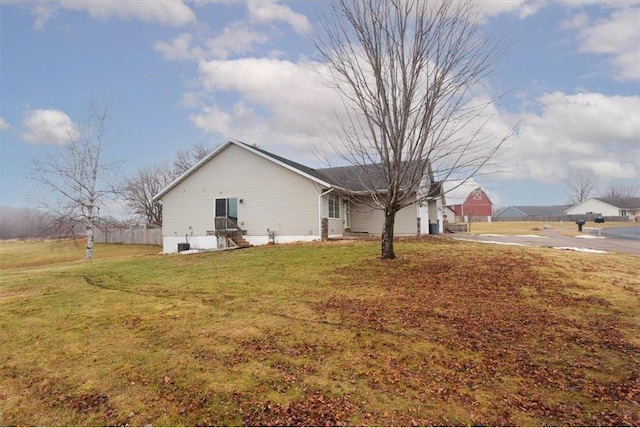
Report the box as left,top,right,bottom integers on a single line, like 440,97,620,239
154,139,432,200
154,140,333,201
464,188,492,205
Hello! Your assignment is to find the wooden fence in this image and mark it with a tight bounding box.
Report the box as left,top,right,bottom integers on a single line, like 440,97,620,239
94,227,162,246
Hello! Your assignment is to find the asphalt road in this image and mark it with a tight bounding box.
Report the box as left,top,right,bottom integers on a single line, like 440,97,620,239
454,226,640,256
599,226,640,241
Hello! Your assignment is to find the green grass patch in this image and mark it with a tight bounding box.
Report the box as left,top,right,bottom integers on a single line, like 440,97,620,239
1,238,639,426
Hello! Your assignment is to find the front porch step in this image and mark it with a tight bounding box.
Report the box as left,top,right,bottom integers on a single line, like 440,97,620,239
228,237,251,248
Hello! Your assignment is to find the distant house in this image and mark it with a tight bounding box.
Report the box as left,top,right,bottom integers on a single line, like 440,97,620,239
153,140,444,253
565,197,640,220
494,205,572,220
447,187,493,222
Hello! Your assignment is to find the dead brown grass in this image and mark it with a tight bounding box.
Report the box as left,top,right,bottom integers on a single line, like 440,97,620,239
1,238,638,426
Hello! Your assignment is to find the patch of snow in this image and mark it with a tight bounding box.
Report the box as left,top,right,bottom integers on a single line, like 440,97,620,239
575,235,605,239
179,249,201,254
515,235,547,238
553,247,607,254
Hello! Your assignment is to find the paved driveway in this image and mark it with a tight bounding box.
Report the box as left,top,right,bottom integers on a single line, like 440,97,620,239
452,227,640,256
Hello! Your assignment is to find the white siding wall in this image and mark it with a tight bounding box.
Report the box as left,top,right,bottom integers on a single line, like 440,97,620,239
161,144,322,250
418,199,443,234
349,196,418,235
566,199,620,216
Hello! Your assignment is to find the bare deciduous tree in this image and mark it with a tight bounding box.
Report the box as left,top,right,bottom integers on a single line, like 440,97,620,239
599,181,640,199
29,103,118,259
564,168,599,204
172,142,212,177
121,161,173,226
122,143,212,225
316,0,508,259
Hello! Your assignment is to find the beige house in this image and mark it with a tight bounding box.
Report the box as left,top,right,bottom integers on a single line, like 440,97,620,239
154,140,443,253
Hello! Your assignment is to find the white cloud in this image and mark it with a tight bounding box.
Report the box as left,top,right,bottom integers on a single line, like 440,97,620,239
21,109,80,145
31,0,196,29
530,92,639,144
0,117,10,130
574,7,640,81
247,1,312,35
155,24,271,62
32,3,57,31
561,11,588,30
154,33,205,61
477,0,544,20
192,57,344,158
206,23,270,59
504,92,640,182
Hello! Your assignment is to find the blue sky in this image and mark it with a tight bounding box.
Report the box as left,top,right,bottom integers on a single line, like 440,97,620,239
1,0,639,212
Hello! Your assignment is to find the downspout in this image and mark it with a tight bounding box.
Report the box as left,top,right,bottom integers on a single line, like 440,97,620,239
319,187,334,239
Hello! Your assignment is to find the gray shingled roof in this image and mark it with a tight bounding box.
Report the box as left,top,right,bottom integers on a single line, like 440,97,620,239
316,164,387,192
249,142,431,194
502,205,572,217
594,197,640,209
247,143,333,186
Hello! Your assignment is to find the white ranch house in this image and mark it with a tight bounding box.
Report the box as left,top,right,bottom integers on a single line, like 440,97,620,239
154,140,444,253
565,197,640,220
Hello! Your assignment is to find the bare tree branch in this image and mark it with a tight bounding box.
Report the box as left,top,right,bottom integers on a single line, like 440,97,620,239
563,168,599,204
598,180,640,199
316,0,509,259
28,102,119,259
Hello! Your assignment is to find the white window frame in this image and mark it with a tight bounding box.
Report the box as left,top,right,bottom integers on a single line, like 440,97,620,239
328,194,340,219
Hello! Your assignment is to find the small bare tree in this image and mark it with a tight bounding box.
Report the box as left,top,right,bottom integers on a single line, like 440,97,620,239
316,0,508,259
121,162,173,226
121,143,212,225
29,103,118,259
564,168,599,204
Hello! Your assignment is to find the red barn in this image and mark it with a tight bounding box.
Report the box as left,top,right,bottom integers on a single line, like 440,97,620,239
449,187,493,222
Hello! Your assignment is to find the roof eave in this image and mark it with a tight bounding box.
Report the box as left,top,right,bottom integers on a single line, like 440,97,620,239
153,140,234,201
153,139,339,201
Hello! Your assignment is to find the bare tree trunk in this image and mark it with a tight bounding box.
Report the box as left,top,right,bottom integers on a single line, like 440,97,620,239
85,218,94,260
28,102,117,260
316,0,509,260
381,208,396,260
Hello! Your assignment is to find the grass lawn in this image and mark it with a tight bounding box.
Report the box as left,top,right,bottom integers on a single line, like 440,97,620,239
1,238,639,426
469,220,639,236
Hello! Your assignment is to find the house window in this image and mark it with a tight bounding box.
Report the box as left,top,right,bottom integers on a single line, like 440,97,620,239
215,198,238,223
328,194,340,219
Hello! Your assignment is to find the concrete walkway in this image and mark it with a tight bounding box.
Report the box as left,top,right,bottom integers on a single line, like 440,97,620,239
452,227,640,256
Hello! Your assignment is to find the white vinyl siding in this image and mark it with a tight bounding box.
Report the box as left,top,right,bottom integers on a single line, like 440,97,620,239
349,196,418,235
161,144,321,239
566,199,622,217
